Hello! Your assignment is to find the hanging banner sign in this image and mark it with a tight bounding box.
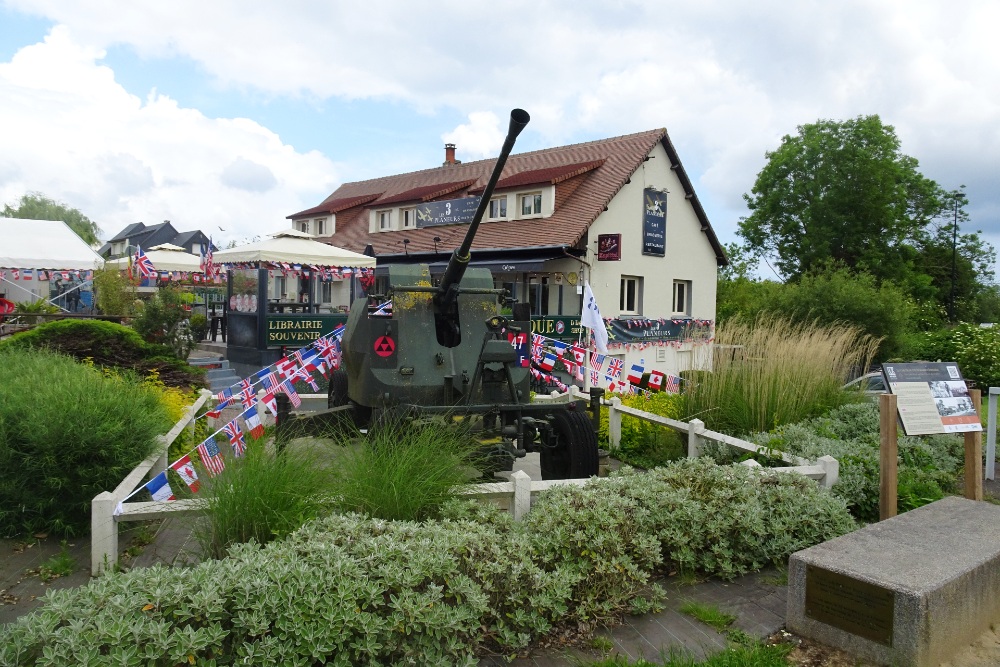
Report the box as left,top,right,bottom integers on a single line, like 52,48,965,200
415,196,482,228
597,234,621,261
882,362,982,435
531,316,583,339
642,188,667,256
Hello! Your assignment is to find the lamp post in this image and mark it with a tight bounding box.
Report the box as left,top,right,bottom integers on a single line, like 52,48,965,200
948,188,963,323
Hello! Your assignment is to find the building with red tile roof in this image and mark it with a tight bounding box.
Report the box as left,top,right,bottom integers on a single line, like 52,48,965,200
288,127,725,379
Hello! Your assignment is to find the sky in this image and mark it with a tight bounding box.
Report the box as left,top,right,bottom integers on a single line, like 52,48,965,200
1,0,997,273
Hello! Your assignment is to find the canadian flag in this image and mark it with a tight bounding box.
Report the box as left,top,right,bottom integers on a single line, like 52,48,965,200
261,391,278,416
170,455,201,493
648,370,665,392
276,357,298,380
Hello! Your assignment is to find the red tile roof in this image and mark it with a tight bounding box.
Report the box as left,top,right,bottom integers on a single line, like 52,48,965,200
287,193,382,219
302,128,726,265
469,160,605,193
374,179,477,206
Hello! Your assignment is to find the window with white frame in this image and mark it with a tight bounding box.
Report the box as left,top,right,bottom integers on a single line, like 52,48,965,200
320,282,332,303
297,220,309,234
274,276,287,300
488,196,507,219
401,207,416,229
620,275,642,315
314,218,326,235
672,280,691,316
520,192,542,216
377,210,392,231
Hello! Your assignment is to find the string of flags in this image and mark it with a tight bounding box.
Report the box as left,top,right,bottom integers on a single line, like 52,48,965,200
1,268,95,281
122,324,347,509
221,261,375,284
129,321,685,506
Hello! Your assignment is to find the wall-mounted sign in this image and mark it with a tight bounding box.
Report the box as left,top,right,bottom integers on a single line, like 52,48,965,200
882,362,982,435
265,314,348,347
598,234,621,261
642,188,667,256
415,196,482,228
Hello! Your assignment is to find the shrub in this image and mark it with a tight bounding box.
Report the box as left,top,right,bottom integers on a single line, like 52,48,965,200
738,402,964,522
0,319,206,390
188,313,209,342
907,322,1000,390
0,459,855,665
599,390,685,468
91,264,137,317
0,348,170,537
195,439,335,559
132,285,197,359
13,299,59,323
682,315,878,436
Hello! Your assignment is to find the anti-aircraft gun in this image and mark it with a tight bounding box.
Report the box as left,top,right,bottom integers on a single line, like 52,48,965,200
329,108,599,480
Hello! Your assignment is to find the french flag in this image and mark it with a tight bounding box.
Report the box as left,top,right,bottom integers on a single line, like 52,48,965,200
145,471,175,502
242,406,265,439
626,363,644,385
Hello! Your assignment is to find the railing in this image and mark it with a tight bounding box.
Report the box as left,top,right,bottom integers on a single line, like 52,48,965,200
91,389,212,575
536,387,839,489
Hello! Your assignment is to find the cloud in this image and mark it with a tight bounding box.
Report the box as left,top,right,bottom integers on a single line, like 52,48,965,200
442,112,504,160
220,157,278,193
0,25,338,244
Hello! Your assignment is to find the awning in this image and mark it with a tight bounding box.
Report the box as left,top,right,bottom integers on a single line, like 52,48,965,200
375,249,573,275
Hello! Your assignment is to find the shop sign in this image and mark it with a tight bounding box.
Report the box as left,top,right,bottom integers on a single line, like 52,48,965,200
415,196,482,227
598,234,621,261
265,314,348,347
642,188,667,256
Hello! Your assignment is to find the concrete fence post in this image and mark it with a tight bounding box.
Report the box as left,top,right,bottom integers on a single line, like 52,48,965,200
91,491,118,576
687,418,705,458
608,397,622,448
510,470,531,520
152,435,168,478
817,455,839,489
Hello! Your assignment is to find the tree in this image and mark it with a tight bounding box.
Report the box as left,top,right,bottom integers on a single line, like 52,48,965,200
2,192,102,246
739,115,943,283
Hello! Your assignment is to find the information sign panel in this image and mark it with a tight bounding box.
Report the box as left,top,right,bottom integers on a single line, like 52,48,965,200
882,362,982,435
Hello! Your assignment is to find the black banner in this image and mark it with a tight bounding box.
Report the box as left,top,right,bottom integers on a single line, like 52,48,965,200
415,196,481,228
642,188,667,256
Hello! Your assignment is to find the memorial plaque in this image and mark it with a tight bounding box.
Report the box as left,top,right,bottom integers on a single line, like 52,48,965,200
805,565,895,646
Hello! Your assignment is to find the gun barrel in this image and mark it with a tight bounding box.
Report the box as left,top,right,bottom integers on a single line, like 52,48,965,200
437,109,530,298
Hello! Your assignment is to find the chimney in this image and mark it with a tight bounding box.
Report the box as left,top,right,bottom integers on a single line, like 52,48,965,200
443,143,460,166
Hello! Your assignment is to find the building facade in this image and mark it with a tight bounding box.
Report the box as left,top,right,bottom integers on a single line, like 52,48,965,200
288,128,726,382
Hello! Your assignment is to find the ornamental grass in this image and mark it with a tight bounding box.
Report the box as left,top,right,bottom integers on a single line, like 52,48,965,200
682,314,878,436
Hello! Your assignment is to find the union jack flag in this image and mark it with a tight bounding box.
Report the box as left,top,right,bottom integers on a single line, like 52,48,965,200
531,334,544,360
238,387,256,409
293,366,320,392
197,438,225,476
314,335,341,369
223,419,246,457
239,377,254,393
134,246,157,279
304,352,327,378
590,367,601,386
606,358,623,380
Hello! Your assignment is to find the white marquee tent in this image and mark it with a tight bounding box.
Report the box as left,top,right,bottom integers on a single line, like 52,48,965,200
0,218,105,271
106,243,202,272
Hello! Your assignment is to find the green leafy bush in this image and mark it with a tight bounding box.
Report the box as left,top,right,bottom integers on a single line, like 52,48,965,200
599,391,685,468
0,348,170,537
907,322,1000,390
132,285,197,359
0,319,206,390
0,459,855,665
188,313,209,342
737,402,964,522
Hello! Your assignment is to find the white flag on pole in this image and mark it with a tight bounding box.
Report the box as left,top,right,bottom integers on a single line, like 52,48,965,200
581,282,609,354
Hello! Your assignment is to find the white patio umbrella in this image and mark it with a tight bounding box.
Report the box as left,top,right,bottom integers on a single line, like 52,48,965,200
106,244,203,272
212,229,375,268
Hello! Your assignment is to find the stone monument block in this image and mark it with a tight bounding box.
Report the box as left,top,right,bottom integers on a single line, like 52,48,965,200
787,496,1000,666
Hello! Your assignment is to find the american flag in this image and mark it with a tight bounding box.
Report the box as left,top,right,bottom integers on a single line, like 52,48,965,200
279,379,302,408
134,247,157,279
223,419,246,457
197,438,226,476
665,374,682,394
591,353,606,372
215,388,234,408
606,358,624,380
201,238,214,278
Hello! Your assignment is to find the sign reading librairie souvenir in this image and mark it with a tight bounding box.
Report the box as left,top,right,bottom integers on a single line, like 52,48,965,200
415,196,482,228
265,314,348,347
642,188,667,256
881,362,982,435
597,234,621,261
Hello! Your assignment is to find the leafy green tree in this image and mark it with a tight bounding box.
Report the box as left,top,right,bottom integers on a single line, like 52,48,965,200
2,192,102,246
740,115,943,282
